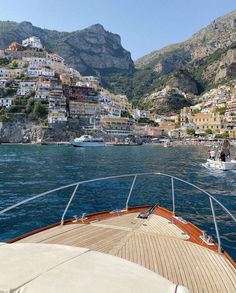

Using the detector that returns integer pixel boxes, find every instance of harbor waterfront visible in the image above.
[0,144,236,260]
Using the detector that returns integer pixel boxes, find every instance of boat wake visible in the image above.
[201,163,228,177]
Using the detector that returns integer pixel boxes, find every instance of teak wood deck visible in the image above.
[13,206,236,293]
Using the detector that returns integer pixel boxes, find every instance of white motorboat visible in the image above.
[71,135,106,147]
[206,158,236,171]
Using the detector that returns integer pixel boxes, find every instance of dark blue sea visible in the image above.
[0,144,235,259]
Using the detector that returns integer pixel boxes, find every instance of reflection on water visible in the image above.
[0,144,235,259]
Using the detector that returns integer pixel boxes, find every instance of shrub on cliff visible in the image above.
[0,114,9,122]
[29,102,48,121]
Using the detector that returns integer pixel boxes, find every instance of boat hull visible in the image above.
[206,159,236,170]
[72,142,106,147]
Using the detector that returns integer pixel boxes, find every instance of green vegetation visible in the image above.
[215,132,229,139]
[187,128,196,136]
[0,88,17,98]
[0,57,10,66]
[8,98,28,113]
[0,114,9,122]
[8,60,18,69]
[120,110,133,119]
[137,117,159,126]
[205,128,213,135]
[217,107,226,115]
[4,88,17,97]
[6,97,49,122]
[101,69,133,98]
[32,102,48,120]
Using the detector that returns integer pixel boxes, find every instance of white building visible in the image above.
[22,36,43,49]
[0,68,8,78]
[23,57,49,67]
[17,81,36,96]
[41,68,54,77]
[35,87,50,101]
[132,109,150,119]
[47,53,64,64]
[0,67,24,79]
[26,67,55,77]
[48,89,67,124]
[0,97,14,108]
[0,79,8,88]
[26,67,42,77]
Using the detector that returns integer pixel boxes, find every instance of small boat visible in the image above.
[71,135,106,147]
[206,158,236,171]
[205,140,236,170]
[161,139,172,147]
[0,172,235,293]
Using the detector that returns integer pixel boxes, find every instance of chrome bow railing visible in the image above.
[0,172,235,253]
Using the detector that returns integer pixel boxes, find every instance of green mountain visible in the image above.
[0,20,134,89]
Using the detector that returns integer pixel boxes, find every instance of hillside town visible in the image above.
[0,36,236,143]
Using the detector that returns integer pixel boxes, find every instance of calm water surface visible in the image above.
[0,144,235,259]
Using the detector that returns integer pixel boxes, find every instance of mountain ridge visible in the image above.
[0,20,134,77]
[135,9,236,70]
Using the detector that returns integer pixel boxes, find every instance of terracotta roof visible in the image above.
[192,113,210,118]
[102,117,129,123]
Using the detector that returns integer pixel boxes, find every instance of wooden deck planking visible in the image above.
[15,224,83,243]
[209,250,236,292]
[139,215,188,239]
[92,213,144,229]
[177,235,211,293]
[15,211,236,293]
[113,232,236,293]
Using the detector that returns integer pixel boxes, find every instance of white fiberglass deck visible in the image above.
[0,243,189,293]
[15,213,236,293]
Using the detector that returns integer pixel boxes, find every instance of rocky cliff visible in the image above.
[135,10,236,72]
[130,10,236,113]
[0,21,134,79]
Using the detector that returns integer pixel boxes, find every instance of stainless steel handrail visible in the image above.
[0,172,235,253]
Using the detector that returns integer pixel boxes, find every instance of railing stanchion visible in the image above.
[61,184,80,225]
[125,175,137,210]
[171,177,175,220]
[209,196,221,253]
[0,172,235,256]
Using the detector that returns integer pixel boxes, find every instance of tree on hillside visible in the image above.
[8,60,18,69]
[33,102,48,120]
[205,128,213,135]
[187,128,195,136]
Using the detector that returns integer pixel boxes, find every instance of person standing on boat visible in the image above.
[220,150,226,162]
[207,149,211,159]
[210,149,216,160]
[222,140,230,161]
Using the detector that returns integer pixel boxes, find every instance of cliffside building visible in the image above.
[102,117,133,136]
[22,36,43,49]
[48,89,67,124]
[180,107,226,135]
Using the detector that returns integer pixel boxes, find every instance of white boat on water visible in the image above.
[0,172,235,293]
[71,135,106,147]
[206,158,236,171]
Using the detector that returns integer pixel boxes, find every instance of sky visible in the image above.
[0,0,236,60]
